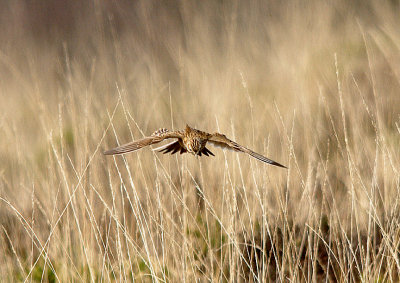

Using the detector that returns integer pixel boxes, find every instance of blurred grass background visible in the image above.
[0,0,399,281]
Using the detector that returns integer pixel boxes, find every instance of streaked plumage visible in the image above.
[104,125,286,168]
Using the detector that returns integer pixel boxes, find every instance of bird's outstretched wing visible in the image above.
[104,128,183,155]
[208,133,287,168]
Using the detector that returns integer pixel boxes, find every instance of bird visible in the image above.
[104,125,287,168]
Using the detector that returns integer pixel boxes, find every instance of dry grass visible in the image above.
[0,0,399,282]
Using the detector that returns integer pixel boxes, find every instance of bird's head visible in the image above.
[185,124,192,133]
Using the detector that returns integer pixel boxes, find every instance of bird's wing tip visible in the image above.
[103,150,113,155]
[270,161,287,168]
[103,149,124,155]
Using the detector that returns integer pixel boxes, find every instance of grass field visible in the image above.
[0,0,399,281]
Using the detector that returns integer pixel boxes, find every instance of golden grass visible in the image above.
[0,0,399,281]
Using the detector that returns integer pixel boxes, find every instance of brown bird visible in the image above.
[104,125,286,168]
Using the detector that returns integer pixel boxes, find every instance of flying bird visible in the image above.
[104,125,287,168]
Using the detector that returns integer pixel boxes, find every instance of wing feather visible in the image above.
[104,129,183,155]
[201,147,215,157]
[208,133,286,168]
[152,141,178,152]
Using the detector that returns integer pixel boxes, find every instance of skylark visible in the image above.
[104,125,287,168]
